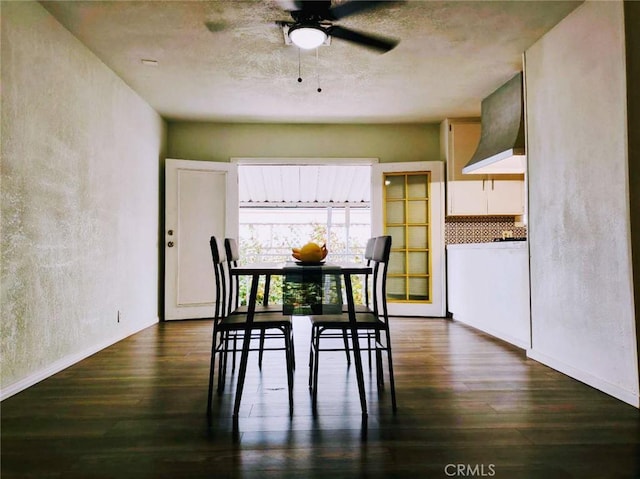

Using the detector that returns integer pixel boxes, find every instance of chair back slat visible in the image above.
[371,235,392,319]
[364,237,376,261]
[372,235,391,263]
[224,238,241,313]
[225,238,240,263]
[209,236,229,320]
[361,237,377,307]
[210,236,226,264]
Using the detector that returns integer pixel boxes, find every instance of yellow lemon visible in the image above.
[299,242,323,262]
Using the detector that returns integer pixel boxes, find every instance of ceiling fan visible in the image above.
[275,0,401,53]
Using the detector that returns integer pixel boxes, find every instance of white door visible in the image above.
[372,161,446,317]
[164,159,238,320]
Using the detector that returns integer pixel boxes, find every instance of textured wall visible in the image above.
[1,2,165,394]
[624,0,640,396]
[526,1,639,406]
[166,122,440,164]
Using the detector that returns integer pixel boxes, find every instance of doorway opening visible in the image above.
[237,163,371,305]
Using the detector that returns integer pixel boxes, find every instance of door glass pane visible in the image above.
[385,175,405,199]
[408,251,428,275]
[407,201,427,224]
[387,226,405,249]
[387,277,406,300]
[407,174,428,198]
[408,277,429,301]
[385,201,405,224]
[408,225,428,249]
[382,170,432,305]
[389,251,406,274]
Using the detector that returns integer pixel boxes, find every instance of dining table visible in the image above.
[229,261,372,418]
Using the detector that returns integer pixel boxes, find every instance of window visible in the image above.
[238,205,370,305]
[235,163,372,305]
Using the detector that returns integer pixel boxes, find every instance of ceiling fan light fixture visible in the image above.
[288,24,327,49]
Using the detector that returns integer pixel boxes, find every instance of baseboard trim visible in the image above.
[0,317,159,401]
[527,349,640,408]
[451,314,530,350]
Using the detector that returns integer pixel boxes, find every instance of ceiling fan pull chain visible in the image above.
[297,47,303,83]
[316,47,322,93]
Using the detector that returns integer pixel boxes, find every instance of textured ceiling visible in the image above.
[41,0,582,123]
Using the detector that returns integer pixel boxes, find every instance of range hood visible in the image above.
[462,72,526,175]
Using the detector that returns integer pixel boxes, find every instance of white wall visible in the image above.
[1,2,166,398]
[525,1,639,406]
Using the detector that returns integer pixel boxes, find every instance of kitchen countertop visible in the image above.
[447,241,527,250]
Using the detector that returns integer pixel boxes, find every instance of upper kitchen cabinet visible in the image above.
[441,119,525,216]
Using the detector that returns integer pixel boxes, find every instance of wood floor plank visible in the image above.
[2,318,639,478]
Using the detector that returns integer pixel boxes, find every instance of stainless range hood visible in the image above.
[462,72,526,175]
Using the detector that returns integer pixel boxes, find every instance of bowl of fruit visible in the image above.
[291,242,328,265]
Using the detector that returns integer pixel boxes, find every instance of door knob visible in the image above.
[168,241,174,247]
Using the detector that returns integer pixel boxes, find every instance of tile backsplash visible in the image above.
[445,216,527,244]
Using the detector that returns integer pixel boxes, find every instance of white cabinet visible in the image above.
[441,119,525,216]
[447,242,531,349]
[486,177,525,215]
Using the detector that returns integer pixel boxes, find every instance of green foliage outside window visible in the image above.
[238,219,366,307]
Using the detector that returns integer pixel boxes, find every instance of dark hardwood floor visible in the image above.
[2,318,639,478]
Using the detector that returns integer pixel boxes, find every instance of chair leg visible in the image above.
[217,333,227,394]
[289,322,296,370]
[207,332,218,414]
[308,327,315,387]
[284,326,294,416]
[233,320,255,418]
[231,333,237,371]
[290,330,296,370]
[385,329,397,412]
[342,331,351,364]
[312,328,321,409]
[375,330,384,388]
[258,330,266,369]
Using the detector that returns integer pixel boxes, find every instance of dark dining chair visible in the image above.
[342,236,376,315]
[224,238,282,316]
[308,235,397,411]
[306,236,376,370]
[207,236,294,417]
[224,238,289,370]
[339,236,377,366]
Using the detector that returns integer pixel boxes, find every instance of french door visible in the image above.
[371,161,446,317]
[164,159,238,320]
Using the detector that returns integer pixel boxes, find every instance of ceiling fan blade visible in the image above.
[328,1,402,20]
[328,25,399,53]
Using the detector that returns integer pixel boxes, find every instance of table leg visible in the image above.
[343,273,368,416]
[233,274,259,418]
